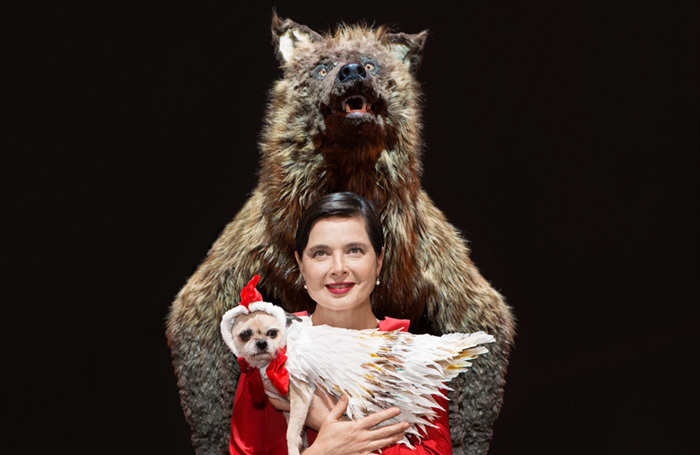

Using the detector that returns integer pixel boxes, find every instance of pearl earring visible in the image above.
[376,278,381,286]
[303,281,307,290]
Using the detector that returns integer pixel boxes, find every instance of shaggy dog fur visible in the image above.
[167,13,515,455]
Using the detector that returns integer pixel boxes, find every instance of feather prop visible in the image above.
[285,317,495,446]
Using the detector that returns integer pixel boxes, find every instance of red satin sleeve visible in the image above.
[229,371,288,455]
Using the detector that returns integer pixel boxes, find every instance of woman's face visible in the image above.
[296,216,384,315]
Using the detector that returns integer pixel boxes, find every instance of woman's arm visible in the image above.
[269,387,452,454]
[230,372,288,454]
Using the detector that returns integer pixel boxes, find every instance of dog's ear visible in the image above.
[386,30,429,74]
[285,312,302,328]
[271,10,323,65]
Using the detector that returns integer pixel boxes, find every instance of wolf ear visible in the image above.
[271,11,323,65]
[387,31,429,74]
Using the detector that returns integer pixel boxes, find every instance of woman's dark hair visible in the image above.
[295,192,384,257]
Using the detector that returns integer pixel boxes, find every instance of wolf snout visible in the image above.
[338,63,368,83]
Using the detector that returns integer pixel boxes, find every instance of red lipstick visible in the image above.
[325,282,355,295]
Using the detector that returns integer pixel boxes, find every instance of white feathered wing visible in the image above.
[285,318,495,446]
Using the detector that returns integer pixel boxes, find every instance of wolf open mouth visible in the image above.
[341,95,371,116]
[321,87,387,128]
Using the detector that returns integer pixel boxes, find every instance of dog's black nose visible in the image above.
[338,63,368,83]
[255,340,267,350]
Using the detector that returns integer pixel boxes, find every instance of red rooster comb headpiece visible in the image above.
[239,275,263,309]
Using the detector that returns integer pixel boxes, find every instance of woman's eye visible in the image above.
[267,329,278,338]
[312,250,327,257]
[349,247,363,254]
[239,330,252,342]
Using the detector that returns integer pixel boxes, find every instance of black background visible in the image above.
[5,1,698,453]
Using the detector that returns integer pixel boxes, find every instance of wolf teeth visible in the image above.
[343,96,369,112]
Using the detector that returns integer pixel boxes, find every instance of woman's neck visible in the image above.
[311,304,378,330]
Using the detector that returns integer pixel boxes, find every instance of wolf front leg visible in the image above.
[448,334,512,455]
[286,381,316,455]
[167,301,239,454]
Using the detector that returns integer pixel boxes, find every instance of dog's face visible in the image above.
[230,311,286,368]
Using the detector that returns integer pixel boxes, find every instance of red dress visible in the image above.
[229,316,452,455]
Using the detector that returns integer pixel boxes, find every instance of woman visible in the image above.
[230,192,451,455]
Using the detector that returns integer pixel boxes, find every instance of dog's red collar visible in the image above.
[237,347,289,403]
[265,347,289,396]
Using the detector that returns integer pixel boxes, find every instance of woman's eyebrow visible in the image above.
[346,242,368,248]
[306,244,330,252]
[307,242,368,251]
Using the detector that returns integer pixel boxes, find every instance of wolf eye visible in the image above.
[315,65,330,79]
[267,329,279,338]
[239,330,252,342]
[362,59,378,73]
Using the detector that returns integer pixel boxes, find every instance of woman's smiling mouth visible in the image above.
[325,282,355,294]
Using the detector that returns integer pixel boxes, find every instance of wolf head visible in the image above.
[267,13,428,167]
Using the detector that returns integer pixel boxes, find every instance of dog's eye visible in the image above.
[267,329,278,339]
[364,62,375,72]
[239,330,252,342]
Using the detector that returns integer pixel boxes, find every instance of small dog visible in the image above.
[221,277,495,455]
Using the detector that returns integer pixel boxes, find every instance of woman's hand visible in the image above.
[303,395,409,455]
